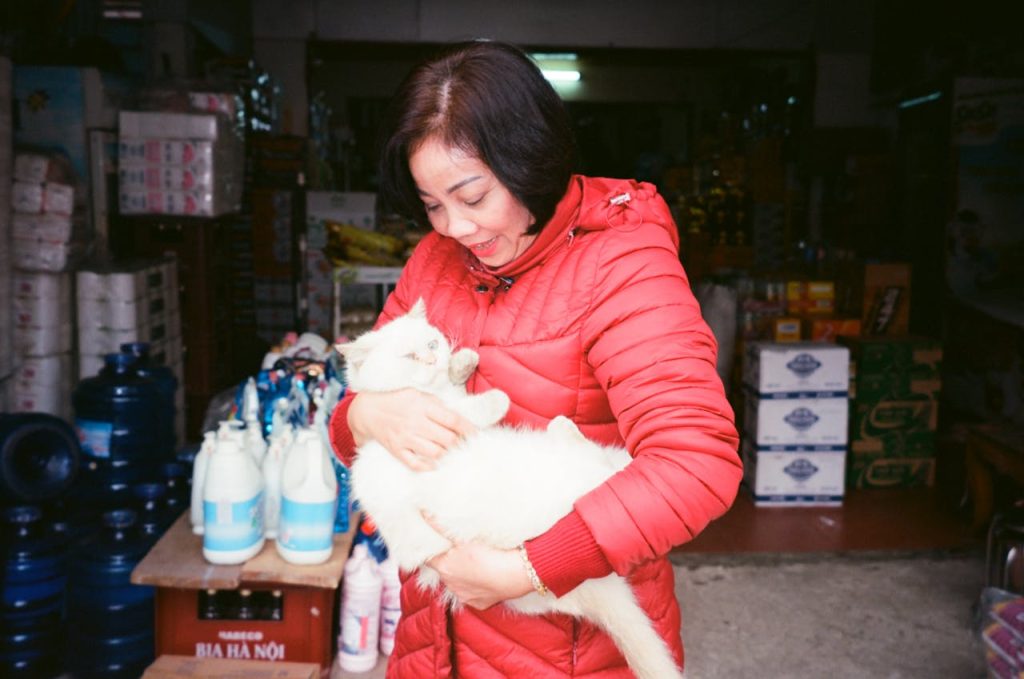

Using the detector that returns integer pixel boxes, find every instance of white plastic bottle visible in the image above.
[378,556,401,656]
[190,431,216,535]
[261,425,291,540]
[202,437,265,564]
[242,378,267,467]
[337,543,383,673]
[276,428,338,564]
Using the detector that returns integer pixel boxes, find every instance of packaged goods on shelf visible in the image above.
[75,259,183,380]
[117,111,244,217]
[10,353,73,420]
[12,272,74,358]
[743,392,849,450]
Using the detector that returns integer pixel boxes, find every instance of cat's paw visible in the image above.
[548,415,586,442]
[478,389,510,425]
[449,349,479,385]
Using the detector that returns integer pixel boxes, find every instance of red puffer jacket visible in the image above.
[329,175,741,678]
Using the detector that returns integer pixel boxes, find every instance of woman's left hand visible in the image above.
[423,513,534,609]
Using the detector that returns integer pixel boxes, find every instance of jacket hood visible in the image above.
[464,175,680,286]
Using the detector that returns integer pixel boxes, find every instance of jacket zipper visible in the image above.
[571,618,578,672]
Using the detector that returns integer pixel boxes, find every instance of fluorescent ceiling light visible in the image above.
[542,69,581,83]
[531,52,578,62]
[898,91,942,109]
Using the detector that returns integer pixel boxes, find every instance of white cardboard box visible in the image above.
[742,441,846,506]
[744,392,849,450]
[744,342,850,395]
[306,190,377,234]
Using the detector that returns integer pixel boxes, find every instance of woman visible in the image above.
[328,39,741,678]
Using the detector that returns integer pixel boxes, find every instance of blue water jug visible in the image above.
[66,509,154,679]
[131,482,173,543]
[72,353,162,465]
[0,505,68,678]
[158,461,189,523]
[0,413,81,506]
[121,342,178,458]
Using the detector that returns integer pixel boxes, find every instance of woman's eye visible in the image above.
[465,196,483,207]
[424,204,441,213]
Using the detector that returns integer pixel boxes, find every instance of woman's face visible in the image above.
[408,136,535,268]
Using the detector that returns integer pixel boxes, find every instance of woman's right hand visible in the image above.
[347,389,476,471]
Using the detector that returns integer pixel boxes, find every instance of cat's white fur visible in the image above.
[336,299,684,679]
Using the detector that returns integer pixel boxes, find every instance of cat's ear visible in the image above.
[334,336,372,371]
[408,298,427,319]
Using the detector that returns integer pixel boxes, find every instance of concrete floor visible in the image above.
[333,549,989,678]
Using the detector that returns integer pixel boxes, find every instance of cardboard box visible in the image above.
[772,318,802,342]
[806,317,861,342]
[744,392,849,450]
[840,335,941,377]
[786,280,835,315]
[850,396,938,436]
[306,191,376,232]
[142,655,319,679]
[847,452,935,489]
[861,263,911,335]
[744,342,850,395]
[742,441,845,506]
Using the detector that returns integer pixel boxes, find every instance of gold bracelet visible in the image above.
[516,544,550,597]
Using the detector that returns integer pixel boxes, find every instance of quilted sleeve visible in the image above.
[576,222,742,573]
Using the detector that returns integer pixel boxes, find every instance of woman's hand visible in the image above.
[423,513,534,609]
[348,389,476,471]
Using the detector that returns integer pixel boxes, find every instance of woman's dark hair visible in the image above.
[378,40,577,234]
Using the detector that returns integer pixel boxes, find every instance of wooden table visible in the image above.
[965,423,1024,532]
[132,511,358,673]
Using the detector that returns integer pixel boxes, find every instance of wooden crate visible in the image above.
[132,513,357,676]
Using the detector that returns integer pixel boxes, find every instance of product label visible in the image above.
[278,497,337,551]
[203,492,264,551]
[74,419,113,458]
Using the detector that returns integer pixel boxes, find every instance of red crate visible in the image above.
[132,514,356,679]
[154,586,335,672]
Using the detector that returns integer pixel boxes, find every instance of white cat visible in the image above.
[336,299,684,679]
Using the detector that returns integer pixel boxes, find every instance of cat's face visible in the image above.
[337,300,453,393]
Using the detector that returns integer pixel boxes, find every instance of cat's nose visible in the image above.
[418,352,436,365]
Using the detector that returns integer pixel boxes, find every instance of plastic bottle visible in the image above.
[261,426,291,541]
[337,543,383,673]
[378,556,401,656]
[241,378,267,468]
[276,429,337,565]
[65,510,155,679]
[201,438,265,565]
[0,413,80,506]
[120,341,178,458]
[72,352,161,465]
[0,505,68,677]
[189,432,216,535]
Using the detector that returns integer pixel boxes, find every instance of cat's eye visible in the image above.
[427,340,438,351]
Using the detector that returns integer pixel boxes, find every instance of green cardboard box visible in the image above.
[840,335,942,377]
[847,453,935,488]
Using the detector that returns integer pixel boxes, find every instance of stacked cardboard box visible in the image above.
[742,342,850,506]
[841,336,942,488]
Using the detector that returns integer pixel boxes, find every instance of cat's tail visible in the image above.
[569,575,685,679]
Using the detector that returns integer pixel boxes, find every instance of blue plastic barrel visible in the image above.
[158,461,189,522]
[66,509,154,679]
[0,506,68,677]
[121,342,178,458]
[72,353,162,465]
[0,414,80,506]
